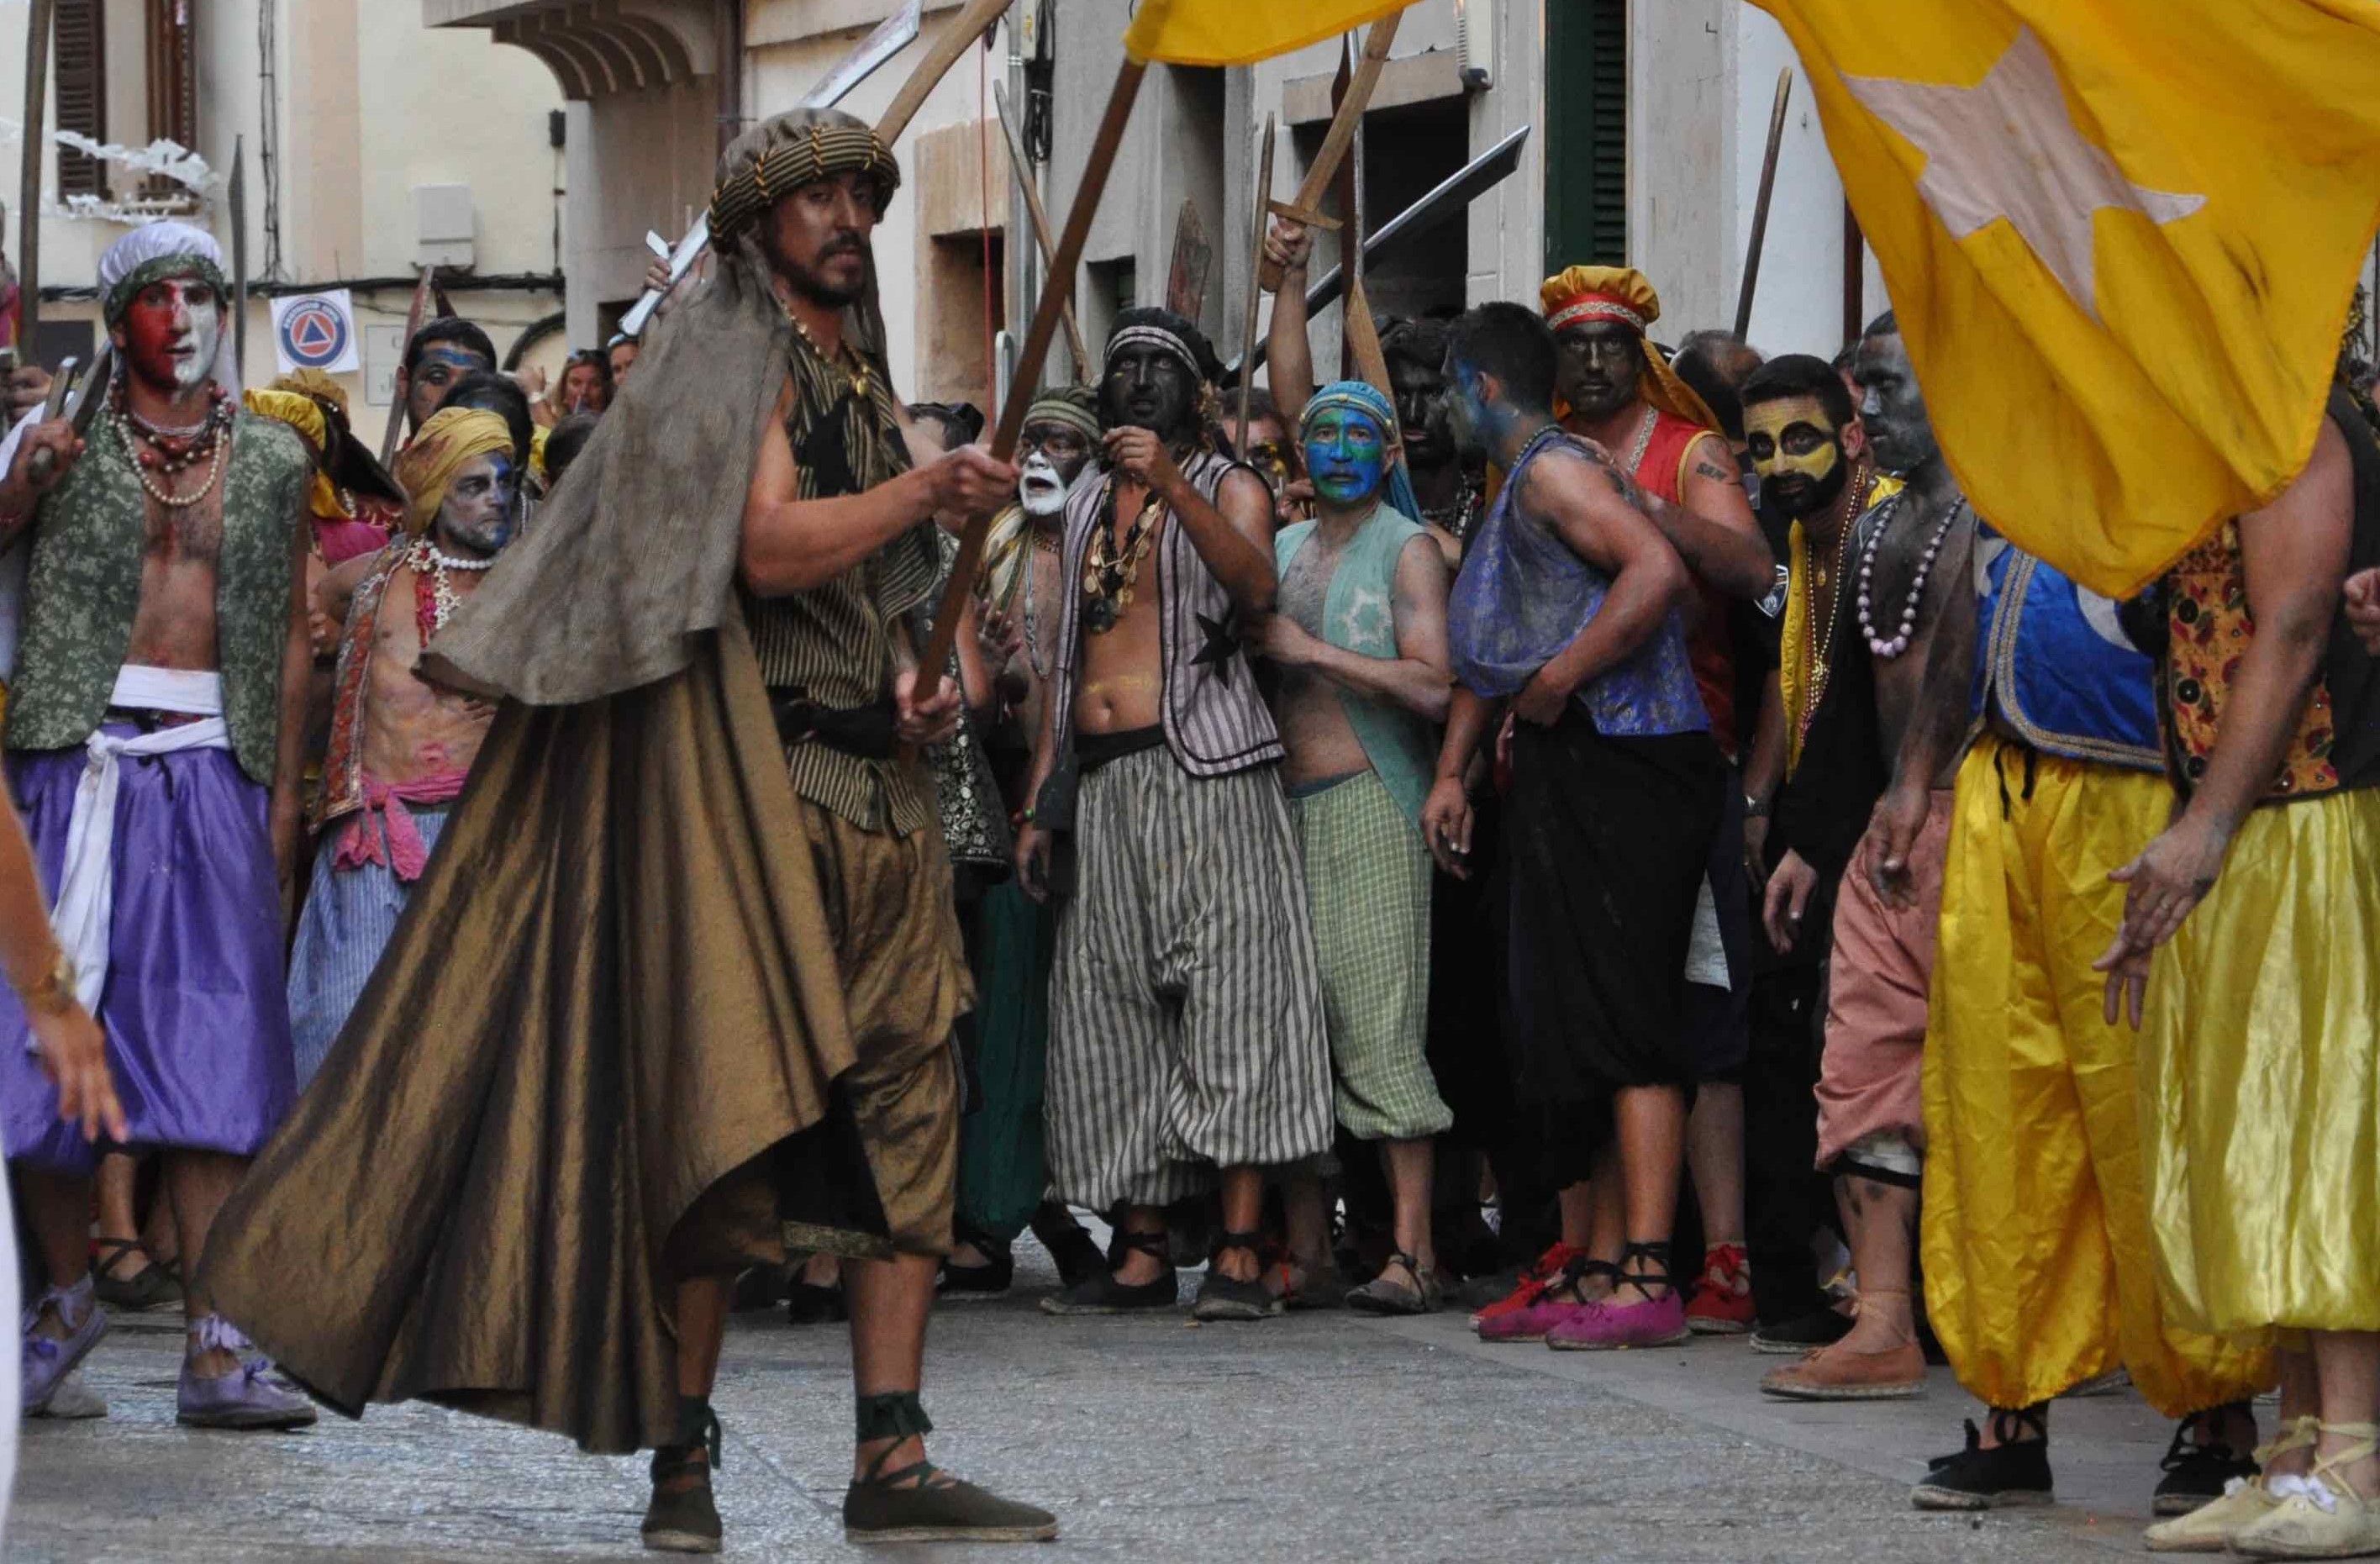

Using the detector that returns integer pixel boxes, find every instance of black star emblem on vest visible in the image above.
[1192,611,1238,685]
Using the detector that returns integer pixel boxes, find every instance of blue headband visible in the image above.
[1299,379,1421,522]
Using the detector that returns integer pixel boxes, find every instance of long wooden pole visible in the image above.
[879,0,1009,145]
[1234,114,1277,450]
[18,0,55,360]
[379,266,437,463]
[993,81,1087,381]
[916,58,1147,678]
[1733,68,1793,340]
[1256,6,1403,292]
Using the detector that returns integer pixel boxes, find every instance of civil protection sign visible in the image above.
[271,291,362,375]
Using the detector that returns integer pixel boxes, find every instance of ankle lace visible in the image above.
[1989,1403,2049,1447]
[23,1275,96,1337]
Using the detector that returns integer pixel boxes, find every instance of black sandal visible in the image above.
[1345,1250,1442,1316]
[1039,1227,1177,1316]
[842,1391,1058,1545]
[1913,1403,2055,1511]
[1192,1229,1283,1322]
[640,1397,723,1554]
[91,1236,180,1313]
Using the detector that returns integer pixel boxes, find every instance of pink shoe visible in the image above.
[1545,1288,1689,1351]
[1475,1257,1614,1342]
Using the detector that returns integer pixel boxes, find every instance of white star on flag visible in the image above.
[1844,27,2205,321]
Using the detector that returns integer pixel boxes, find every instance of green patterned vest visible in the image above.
[3,409,308,782]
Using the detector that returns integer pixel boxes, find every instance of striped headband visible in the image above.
[1023,394,1101,445]
[1545,293,1648,335]
[1107,324,1203,382]
[708,123,903,247]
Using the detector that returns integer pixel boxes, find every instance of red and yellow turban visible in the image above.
[1539,264,1722,434]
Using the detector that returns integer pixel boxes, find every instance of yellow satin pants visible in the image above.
[1920,738,2269,1415]
[2142,787,2380,1341]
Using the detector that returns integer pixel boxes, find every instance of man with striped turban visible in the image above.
[1254,379,1453,1314]
[1016,308,1333,1324]
[197,108,1054,1553]
[283,406,519,1088]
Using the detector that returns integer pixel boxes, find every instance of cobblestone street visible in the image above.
[13,1242,2189,1562]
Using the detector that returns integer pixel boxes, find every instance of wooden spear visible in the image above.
[914,59,1148,678]
[993,80,1087,381]
[1234,114,1277,450]
[18,0,55,361]
[1733,68,1793,340]
[1256,6,1404,293]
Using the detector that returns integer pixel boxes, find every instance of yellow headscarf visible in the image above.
[393,408,515,537]
[271,367,350,419]
[242,387,347,521]
[1538,264,1723,434]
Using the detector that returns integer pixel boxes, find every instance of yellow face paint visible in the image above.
[1745,395,1841,485]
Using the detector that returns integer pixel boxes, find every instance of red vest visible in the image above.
[1630,410,1737,759]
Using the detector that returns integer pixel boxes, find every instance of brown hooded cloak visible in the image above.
[199,109,906,1456]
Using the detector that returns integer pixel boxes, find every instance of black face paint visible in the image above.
[1852,333,1940,475]
[1553,320,1644,421]
[1100,345,1197,445]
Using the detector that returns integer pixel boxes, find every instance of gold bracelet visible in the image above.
[18,948,76,1018]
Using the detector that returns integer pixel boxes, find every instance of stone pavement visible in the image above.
[13,1241,2196,1563]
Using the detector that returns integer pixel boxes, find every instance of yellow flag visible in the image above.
[1124,0,1405,67]
[1754,0,2380,596]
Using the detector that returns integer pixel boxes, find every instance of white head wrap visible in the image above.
[96,221,240,392]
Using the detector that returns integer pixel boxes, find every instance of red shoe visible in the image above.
[1468,1241,1589,1332]
[1682,1242,1754,1335]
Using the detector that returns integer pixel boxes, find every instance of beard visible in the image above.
[1761,451,1850,521]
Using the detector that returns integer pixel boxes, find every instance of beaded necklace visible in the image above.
[782,303,872,401]
[404,535,498,642]
[111,381,233,511]
[1081,479,1166,635]
[1856,493,1967,659]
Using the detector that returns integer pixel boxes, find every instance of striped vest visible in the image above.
[1049,448,1282,777]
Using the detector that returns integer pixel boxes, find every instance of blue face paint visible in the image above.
[1301,408,1388,507]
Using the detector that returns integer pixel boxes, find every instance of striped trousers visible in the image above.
[287,809,450,1091]
[1045,749,1334,1210]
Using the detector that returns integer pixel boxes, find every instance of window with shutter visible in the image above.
[1544,0,1628,271]
[55,0,108,201]
[145,0,197,200]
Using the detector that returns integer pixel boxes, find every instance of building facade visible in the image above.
[4,0,565,428]
[425,0,1888,414]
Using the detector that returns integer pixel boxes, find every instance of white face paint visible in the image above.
[1019,450,1069,518]
[176,299,222,392]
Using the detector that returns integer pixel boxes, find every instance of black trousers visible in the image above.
[1743,956,1835,1325]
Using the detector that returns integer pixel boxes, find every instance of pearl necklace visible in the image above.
[405,537,497,637]
[113,409,229,510]
[1856,492,1966,660]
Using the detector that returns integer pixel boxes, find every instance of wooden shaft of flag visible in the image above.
[1256,6,1403,293]
[993,81,1088,381]
[915,58,1148,682]
[1734,68,1793,340]
[380,266,438,464]
[1234,114,1278,450]
[879,0,1009,145]
[18,0,55,359]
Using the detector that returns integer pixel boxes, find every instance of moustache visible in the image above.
[819,234,866,261]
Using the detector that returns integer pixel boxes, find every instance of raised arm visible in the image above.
[740,377,1015,596]
[1263,219,1318,421]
